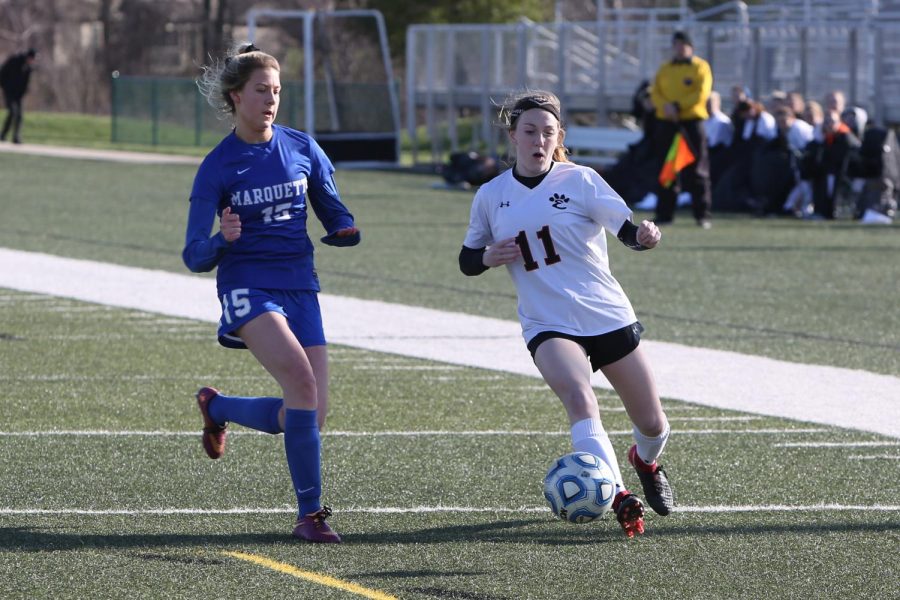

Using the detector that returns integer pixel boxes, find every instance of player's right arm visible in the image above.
[483,238,521,267]
[459,237,521,276]
[182,198,235,273]
[459,186,520,275]
[183,153,238,273]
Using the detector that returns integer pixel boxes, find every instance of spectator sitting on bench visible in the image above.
[601,80,659,206]
[712,99,777,212]
[752,105,814,216]
[704,91,733,189]
[799,108,861,220]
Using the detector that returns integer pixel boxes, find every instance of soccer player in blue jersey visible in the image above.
[182,43,359,543]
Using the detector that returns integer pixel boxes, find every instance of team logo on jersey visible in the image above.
[229,177,308,207]
[549,193,570,209]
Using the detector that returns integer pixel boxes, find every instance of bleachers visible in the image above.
[407,1,900,166]
[564,127,643,167]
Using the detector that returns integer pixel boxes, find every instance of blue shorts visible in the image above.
[216,288,325,350]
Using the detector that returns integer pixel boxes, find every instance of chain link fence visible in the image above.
[110,75,398,154]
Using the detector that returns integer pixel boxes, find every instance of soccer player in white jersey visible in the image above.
[459,91,675,538]
[183,44,360,543]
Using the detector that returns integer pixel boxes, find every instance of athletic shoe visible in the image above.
[292,506,342,543]
[628,444,676,516]
[196,386,227,459]
[612,491,645,538]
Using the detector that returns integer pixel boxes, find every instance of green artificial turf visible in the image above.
[1,153,897,374]
[0,291,898,599]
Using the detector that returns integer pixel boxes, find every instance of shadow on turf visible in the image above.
[403,586,510,600]
[2,516,899,551]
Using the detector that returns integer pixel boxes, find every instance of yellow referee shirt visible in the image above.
[650,56,712,121]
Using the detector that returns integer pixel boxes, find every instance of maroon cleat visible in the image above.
[292,506,342,543]
[196,387,227,459]
[613,491,645,538]
[628,444,676,516]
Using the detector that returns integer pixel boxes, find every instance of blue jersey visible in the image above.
[182,125,355,293]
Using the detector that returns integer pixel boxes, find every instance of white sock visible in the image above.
[632,420,670,465]
[571,417,624,490]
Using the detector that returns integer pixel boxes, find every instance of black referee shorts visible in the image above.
[527,322,644,372]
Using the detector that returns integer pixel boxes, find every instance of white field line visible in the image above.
[773,441,900,448]
[2,504,899,516]
[352,365,466,371]
[668,416,762,421]
[848,455,900,460]
[1,250,899,438]
[0,428,831,437]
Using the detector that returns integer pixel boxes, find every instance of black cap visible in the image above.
[672,31,693,47]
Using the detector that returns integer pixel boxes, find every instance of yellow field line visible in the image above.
[222,550,398,600]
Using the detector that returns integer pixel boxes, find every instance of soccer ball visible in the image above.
[543,452,616,523]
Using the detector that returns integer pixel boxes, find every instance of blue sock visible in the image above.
[283,408,322,517]
[208,393,283,434]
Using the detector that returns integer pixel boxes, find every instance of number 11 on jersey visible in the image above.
[515,225,561,271]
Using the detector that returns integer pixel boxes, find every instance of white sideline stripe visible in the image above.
[668,504,900,513]
[0,428,831,437]
[0,141,202,165]
[1,504,899,516]
[0,248,898,438]
[773,441,900,448]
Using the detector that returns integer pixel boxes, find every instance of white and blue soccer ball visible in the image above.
[543,452,616,523]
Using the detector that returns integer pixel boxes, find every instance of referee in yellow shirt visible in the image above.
[650,31,713,228]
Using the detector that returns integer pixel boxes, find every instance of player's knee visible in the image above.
[279,366,318,406]
[559,388,598,420]
[635,414,668,438]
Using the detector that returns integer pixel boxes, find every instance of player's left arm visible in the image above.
[308,174,360,247]
[305,137,360,247]
[617,220,661,251]
[581,169,657,252]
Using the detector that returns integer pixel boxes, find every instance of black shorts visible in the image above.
[527,322,644,372]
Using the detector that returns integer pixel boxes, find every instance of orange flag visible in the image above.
[658,132,696,188]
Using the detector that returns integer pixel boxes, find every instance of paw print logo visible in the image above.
[549,193,570,209]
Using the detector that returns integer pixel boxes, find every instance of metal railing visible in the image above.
[406,16,900,164]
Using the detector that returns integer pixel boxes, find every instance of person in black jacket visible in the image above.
[600,80,659,206]
[800,109,861,219]
[0,48,37,144]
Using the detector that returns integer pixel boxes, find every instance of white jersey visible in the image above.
[463,162,637,343]
[786,119,815,153]
[705,111,734,148]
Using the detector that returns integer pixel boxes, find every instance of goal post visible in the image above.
[246,8,401,166]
